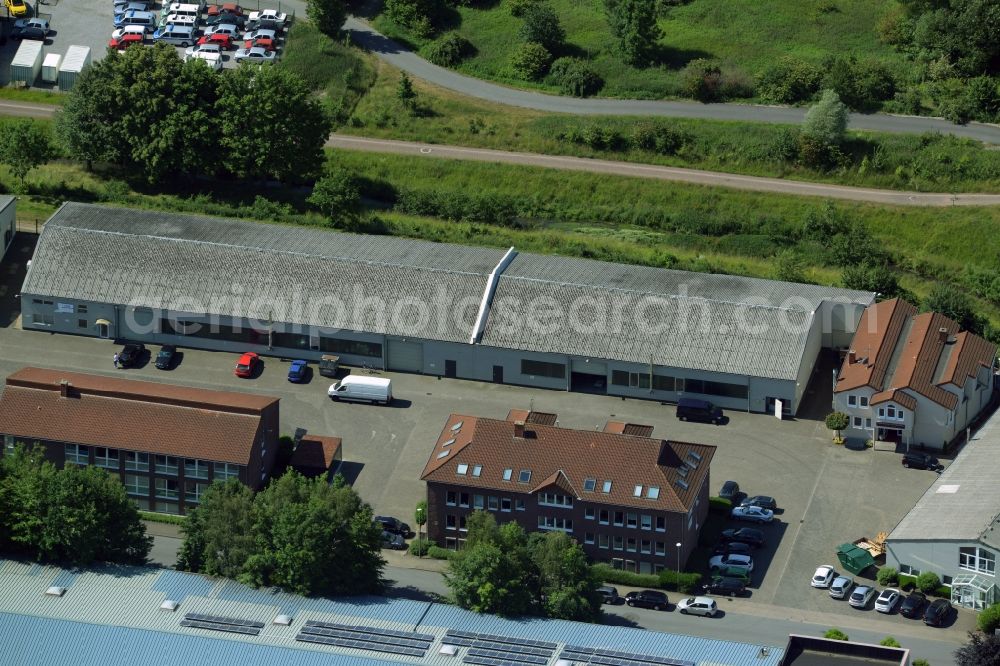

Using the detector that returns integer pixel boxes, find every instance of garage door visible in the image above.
[571,359,607,376]
[387,339,423,373]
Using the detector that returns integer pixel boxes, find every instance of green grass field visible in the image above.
[373,0,906,99]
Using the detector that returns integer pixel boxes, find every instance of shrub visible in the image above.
[548,57,604,97]
[824,628,849,641]
[977,602,1000,634]
[509,42,553,81]
[719,66,755,99]
[384,0,443,36]
[682,59,723,102]
[942,76,1000,125]
[756,56,823,104]
[518,3,565,52]
[505,0,538,17]
[425,33,474,67]
[911,661,929,666]
[879,637,901,648]
[708,496,731,513]
[408,537,432,556]
[592,563,661,588]
[822,56,896,111]
[578,124,625,150]
[629,122,691,155]
[876,5,911,46]
[427,545,453,559]
[916,571,941,594]
[657,569,701,593]
[799,132,844,170]
[876,566,899,587]
[802,90,849,146]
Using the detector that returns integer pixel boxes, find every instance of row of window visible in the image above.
[610,372,748,399]
[63,445,240,480]
[538,492,573,508]
[587,533,672,556]
[960,546,996,575]
[443,496,669,532]
[446,491,523,512]
[521,360,565,379]
[846,394,869,408]
[589,508,667,531]
[123,476,208,503]
[159,318,384,358]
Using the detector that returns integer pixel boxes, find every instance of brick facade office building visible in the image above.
[420,410,715,574]
[0,368,280,515]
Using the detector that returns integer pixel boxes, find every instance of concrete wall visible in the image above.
[793,313,825,413]
[818,300,869,350]
[0,197,14,260]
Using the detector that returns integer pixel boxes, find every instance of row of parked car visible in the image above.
[811,565,952,626]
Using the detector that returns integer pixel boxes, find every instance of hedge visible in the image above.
[138,511,185,526]
[592,564,700,593]
[899,573,951,598]
[427,545,453,560]
[709,497,732,513]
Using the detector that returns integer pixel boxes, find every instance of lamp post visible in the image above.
[675,542,682,578]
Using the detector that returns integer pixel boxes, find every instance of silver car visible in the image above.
[676,596,719,617]
[829,576,854,599]
[234,46,277,63]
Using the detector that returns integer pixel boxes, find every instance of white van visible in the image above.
[327,375,392,405]
[153,24,196,46]
[160,2,201,18]
[158,14,198,29]
[186,50,222,70]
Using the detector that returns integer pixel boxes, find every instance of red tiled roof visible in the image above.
[870,389,917,411]
[290,435,342,471]
[836,299,916,393]
[604,420,655,438]
[0,368,273,464]
[421,414,715,513]
[505,409,558,426]
[940,331,996,388]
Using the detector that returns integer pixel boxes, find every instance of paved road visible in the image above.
[0,100,57,120]
[343,17,1000,144]
[330,135,1000,206]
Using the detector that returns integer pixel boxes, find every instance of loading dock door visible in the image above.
[387,339,423,373]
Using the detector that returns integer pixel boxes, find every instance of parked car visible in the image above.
[234,351,259,378]
[155,345,176,370]
[597,586,619,604]
[719,528,765,548]
[207,2,242,16]
[676,596,718,617]
[247,8,287,24]
[14,18,49,40]
[234,46,277,63]
[185,42,222,58]
[676,397,724,424]
[5,0,29,18]
[718,480,741,502]
[109,28,145,49]
[197,32,235,49]
[244,35,276,51]
[829,576,854,599]
[380,531,406,550]
[118,343,145,368]
[740,495,777,511]
[375,515,410,537]
[204,23,239,37]
[875,588,901,613]
[245,16,283,31]
[899,591,927,618]
[287,360,308,383]
[711,541,752,557]
[848,585,876,609]
[902,451,941,470]
[923,598,951,626]
[811,565,836,588]
[713,567,751,584]
[205,11,246,27]
[624,590,668,610]
[706,576,746,597]
[731,505,774,523]
[114,1,149,16]
[242,27,276,42]
[709,554,753,573]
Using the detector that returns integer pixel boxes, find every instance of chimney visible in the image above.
[59,380,70,398]
[938,327,948,343]
[847,350,856,364]
[513,420,525,439]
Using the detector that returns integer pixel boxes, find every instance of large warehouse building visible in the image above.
[19,203,874,414]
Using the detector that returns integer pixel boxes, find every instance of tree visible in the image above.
[876,566,899,586]
[603,0,661,66]
[825,412,849,440]
[384,0,443,37]
[880,637,901,648]
[217,64,330,183]
[0,120,55,189]
[955,632,1000,666]
[308,167,362,224]
[916,571,941,594]
[446,522,536,615]
[924,283,980,333]
[824,628,849,641]
[977,602,1000,634]
[529,532,602,621]
[841,262,902,299]
[176,479,256,578]
[414,500,427,542]
[397,73,418,111]
[306,0,348,38]
[509,42,553,81]
[774,250,808,283]
[518,3,565,52]
[802,89,849,146]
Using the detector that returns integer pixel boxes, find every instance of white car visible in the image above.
[204,23,239,37]
[185,42,222,58]
[111,25,146,41]
[829,576,854,599]
[811,565,836,588]
[14,17,49,31]
[874,588,901,613]
[849,585,876,608]
[234,46,276,63]
[676,596,718,617]
[709,553,753,573]
[247,8,287,24]
[730,505,774,523]
[242,27,276,42]
[187,51,223,71]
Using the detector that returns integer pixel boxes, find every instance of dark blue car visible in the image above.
[287,360,308,383]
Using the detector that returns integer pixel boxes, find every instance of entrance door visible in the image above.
[445,360,457,378]
[96,320,110,339]
[493,365,503,384]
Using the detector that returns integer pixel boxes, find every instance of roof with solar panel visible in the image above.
[0,559,784,666]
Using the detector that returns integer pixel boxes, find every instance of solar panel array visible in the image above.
[443,630,557,666]
[180,613,265,637]
[295,620,434,659]
[560,645,696,666]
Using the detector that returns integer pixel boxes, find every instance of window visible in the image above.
[474,494,484,510]
[459,492,470,507]
[3,435,14,456]
[585,532,595,545]
[518,469,531,483]
[613,511,624,527]
[641,539,651,554]
[538,492,573,508]
[184,459,208,480]
[155,455,178,476]
[459,516,468,532]
[520,359,565,379]
[472,465,482,478]
[155,478,179,500]
[848,395,857,406]
[611,370,650,389]
[599,509,609,525]
[125,452,149,472]
[655,541,666,556]
[853,416,862,427]
[583,478,596,492]
[633,485,643,497]
[647,486,660,500]
[865,418,872,429]
[652,374,676,392]
[446,515,457,531]
[501,498,512,512]
[185,482,208,503]
[31,313,54,326]
[78,319,88,328]
[488,496,499,511]
[602,480,612,493]
[655,516,665,532]
[887,406,896,418]
[502,468,513,482]
[585,508,596,520]
[860,396,869,407]
[878,407,885,418]
[537,515,573,532]
[515,499,525,511]
[899,563,919,575]
[456,463,469,476]
[94,447,118,469]
[960,547,996,574]
[446,491,457,506]
[123,474,149,496]
[65,444,89,466]
[599,534,610,550]
[626,513,638,529]
[215,463,240,481]
[626,537,637,552]
[613,536,624,551]
[942,575,953,586]
[641,515,652,530]
[155,501,180,515]
[318,337,382,358]
[701,381,749,399]
[77,305,88,314]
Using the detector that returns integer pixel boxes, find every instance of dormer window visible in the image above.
[518,469,531,483]
[583,478,596,492]
[602,480,612,493]
[457,463,468,476]
[633,485,643,497]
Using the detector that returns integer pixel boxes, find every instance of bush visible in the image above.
[821,56,896,111]
[709,496,731,513]
[629,122,691,155]
[916,571,941,594]
[911,661,929,666]
[658,569,701,593]
[394,188,519,226]
[977,602,1000,634]
[427,545,453,559]
[879,637,901,648]
[505,0,538,17]
[425,33,474,67]
[548,57,604,97]
[824,628,849,641]
[408,538,431,556]
[756,56,822,104]
[942,76,1000,125]
[876,566,899,587]
[509,42,553,81]
[682,59,723,102]
[802,90,849,146]
[518,3,564,52]
[592,563,661,588]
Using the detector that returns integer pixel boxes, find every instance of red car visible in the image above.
[197,33,235,50]
[207,2,242,16]
[108,29,145,50]
[244,36,276,51]
[234,352,259,378]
